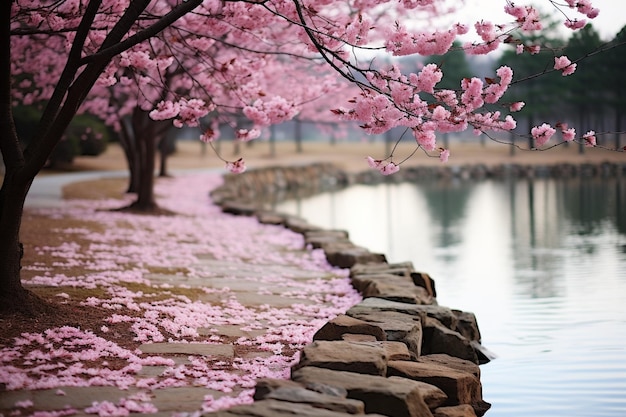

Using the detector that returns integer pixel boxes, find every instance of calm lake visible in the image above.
[275,176,626,416]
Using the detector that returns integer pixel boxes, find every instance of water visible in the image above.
[275,177,626,416]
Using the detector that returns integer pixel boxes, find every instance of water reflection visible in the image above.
[275,176,626,416]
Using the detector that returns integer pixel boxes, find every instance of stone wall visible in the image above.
[208,164,497,417]
[354,161,626,185]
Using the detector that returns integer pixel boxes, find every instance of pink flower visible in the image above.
[583,130,596,147]
[439,148,450,163]
[379,162,400,175]
[562,127,576,142]
[413,129,437,151]
[235,128,261,142]
[510,101,525,112]
[554,56,577,76]
[200,128,218,143]
[15,399,34,408]
[365,156,382,169]
[416,63,442,94]
[531,123,556,147]
[565,19,587,30]
[226,158,246,174]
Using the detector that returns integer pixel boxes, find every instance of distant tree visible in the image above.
[496,22,567,149]
[603,26,626,149]
[562,25,605,151]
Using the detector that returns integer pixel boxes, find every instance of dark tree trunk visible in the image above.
[119,116,140,193]
[158,133,176,177]
[0,168,36,314]
[117,108,172,211]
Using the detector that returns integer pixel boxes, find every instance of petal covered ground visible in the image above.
[0,172,361,416]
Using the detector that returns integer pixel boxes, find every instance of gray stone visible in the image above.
[350,273,411,293]
[411,272,437,298]
[350,262,416,277]
[433,405,478,417]
[470,340,498,365]
[292,366,437,417]
[357,275,434,305]
[313,314,386,341]
[284,217,323,234]
[253,378,304,400]
[387,361,490,416]
[256,211,288,225]
[416,354,481,380]
[209,399,377,416]
[347,298,458,330]
[324,247,387,269]
[452,310,481,342]
[152,387,225,411]
[422,318,478,364]
[347,310,423,358]
[264,387,365,414]
[305,231,351,249]
[293,341,388,376]
[341,333,378,342]
[363,341,412,361]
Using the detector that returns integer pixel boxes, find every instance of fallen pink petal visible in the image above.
[1,172,361,415]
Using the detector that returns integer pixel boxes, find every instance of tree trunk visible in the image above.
[133,132,158,210]
[0,168,36,314]
[119,116,140,193]
[117,108,174,212]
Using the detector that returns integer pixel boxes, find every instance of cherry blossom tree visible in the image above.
[1,0,614,314]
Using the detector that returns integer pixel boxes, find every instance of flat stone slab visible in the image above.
[234,291,317,307]
[139,342,235,357]
[199,324,267,339]
[151,386,228,411]
[211,399,386,416]
[0,386,139,411]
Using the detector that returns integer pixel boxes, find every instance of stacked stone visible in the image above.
[209,164,495,417]
[211,163,348,209]
[354,161,626,184]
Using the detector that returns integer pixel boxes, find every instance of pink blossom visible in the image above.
[243,97,297,127]
[562,127,576,142]
[379,162,400,175]
[461,77,484,111]
[15,399,34,408]
[416,64,442,94]
[484,66,513,104]
[516,44,524,54]
[413,129,437,151]
[226,158,247,174]
[583,130,597,147]
[365,156,382,169]
[565,19,587,30]
[235,128,261,142]
[439,148,450,163]
[554,56,576,76]
[510,101,525,112]
[531,123,556,147]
